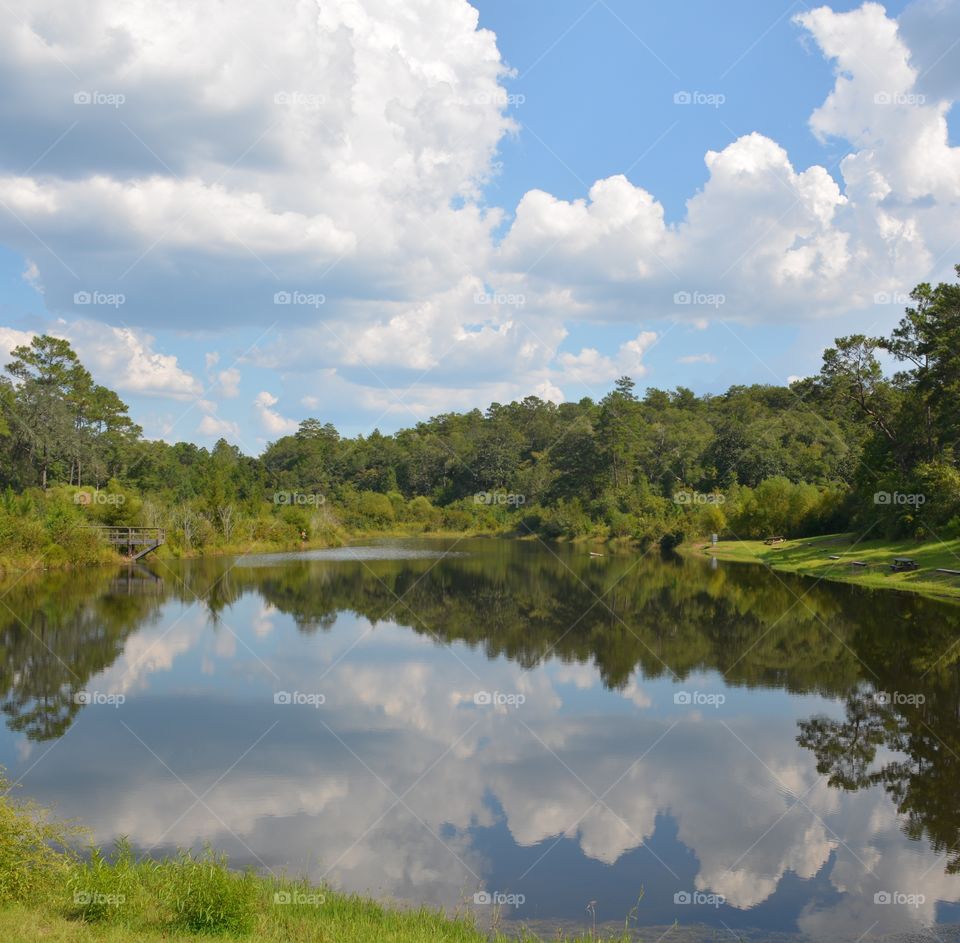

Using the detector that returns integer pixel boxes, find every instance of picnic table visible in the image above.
[890,557,918,572]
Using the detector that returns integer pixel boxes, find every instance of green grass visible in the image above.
[689,532,960,600]
[0,773,642,942]
[0,878,644,943]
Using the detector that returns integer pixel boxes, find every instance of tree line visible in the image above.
[1,267,958,556]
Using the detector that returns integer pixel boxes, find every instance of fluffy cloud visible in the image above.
[197,414,242,440]
[491,0,958,335]
[800,2,960,203]
[1,0,959,433]
[556,330,658,385]
[216,368,241,399]
[499,132,859,322]
[0,326,36,360]
[254,390,298,435]
[63,321,203,399]
[0,0,512,326]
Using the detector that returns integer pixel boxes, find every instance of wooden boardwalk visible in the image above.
[94,526,165,561]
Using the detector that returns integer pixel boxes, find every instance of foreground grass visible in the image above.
[0,781,638,943]
[691,532,960,600]
[0,895,533,943]
[0,876,639,943]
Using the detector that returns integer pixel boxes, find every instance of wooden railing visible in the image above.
[90,526,165,560]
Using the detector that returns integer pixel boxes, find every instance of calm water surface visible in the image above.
[3,538,960,941]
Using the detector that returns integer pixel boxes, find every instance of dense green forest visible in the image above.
[1,267,959,563]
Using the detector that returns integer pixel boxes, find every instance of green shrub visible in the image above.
[0,771,79,905]
[407,495,440,528]
[357,491,396,525]
[160,848,258,934]
[440,508,473,530]
[67,840,140,922]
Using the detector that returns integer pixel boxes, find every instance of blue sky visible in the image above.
[476,0,894,215]
[0,0,957,449]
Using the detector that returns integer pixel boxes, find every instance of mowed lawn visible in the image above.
[693,533,960,600]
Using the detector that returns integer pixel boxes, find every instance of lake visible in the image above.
[2,537,959,941]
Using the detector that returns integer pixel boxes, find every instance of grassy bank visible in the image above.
[0,778,639,943]
[689,533,960,600]
[0,521,511,575]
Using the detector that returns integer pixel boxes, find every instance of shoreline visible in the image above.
[8,527,960,604]
[0,526,510,576]
[683,533,960,602]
